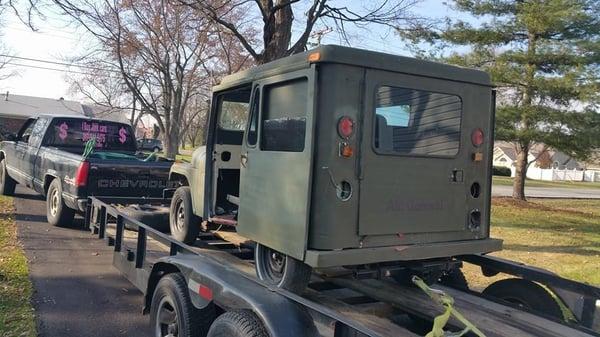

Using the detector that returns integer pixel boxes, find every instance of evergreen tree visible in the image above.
[405,0,600,200]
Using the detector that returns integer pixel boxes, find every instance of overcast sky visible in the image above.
[0,0,455,101]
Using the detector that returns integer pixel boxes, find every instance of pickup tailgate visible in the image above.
[86,160,175,197]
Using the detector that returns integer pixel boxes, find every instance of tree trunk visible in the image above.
[512,145,529,200]
[165,130,179,159]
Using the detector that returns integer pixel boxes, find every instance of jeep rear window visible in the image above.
[43,118,136,152]
[374,86,462,157]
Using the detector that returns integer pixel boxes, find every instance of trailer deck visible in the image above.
[86,196,600,337]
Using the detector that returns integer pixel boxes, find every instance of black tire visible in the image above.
[207,310,268,337]
[150,273,215,337]
[0,158,16,196]
[46,179,75,227]
[482,278,563,319]
[170,187,201,244]
[255,243,312,294]
[121,205,170,232]
[153,146,161,152]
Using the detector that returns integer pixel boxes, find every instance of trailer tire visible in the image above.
[170,187,201,245]
[121,205,170,233]
[207,310,268,337]
[150,273,215,337]
[482,278,563,319]
[0,158,16,196]
[255,243,311,294]
[46,179,75,227]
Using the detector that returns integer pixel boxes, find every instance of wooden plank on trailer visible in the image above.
[328,277,594,337]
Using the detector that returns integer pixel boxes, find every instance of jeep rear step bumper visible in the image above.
[304,238,503,268]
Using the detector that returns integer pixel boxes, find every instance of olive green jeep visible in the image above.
[168,45,502,292]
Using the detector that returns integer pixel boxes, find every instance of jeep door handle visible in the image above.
[241,153,248,167]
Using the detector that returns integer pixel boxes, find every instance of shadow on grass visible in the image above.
[503,243,600,257]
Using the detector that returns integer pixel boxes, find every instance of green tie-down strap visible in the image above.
[82,137,96,159]
[411,276,487,337]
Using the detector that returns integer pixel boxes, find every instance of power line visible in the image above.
[3,61,116,77]
[0,54,120,73]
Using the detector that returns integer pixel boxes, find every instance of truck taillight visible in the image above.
[471,128,484,147]
[75,161,90,187]
[337,116,355,139]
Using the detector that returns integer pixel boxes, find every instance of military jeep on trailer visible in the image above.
[168,45,502,292]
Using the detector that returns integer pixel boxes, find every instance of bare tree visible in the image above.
[47,0,253,157]
[183,0,421,64]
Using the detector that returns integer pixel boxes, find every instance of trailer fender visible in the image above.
[146,255,319,337]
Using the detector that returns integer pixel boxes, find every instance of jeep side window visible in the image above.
[218,88,251,131]
[374,86,462,157]
[260,78,307,152]
[246,87,260,146]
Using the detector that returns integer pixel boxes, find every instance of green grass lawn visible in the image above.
[492,175,600,189]
[464,198,600,288]
[0,196,36,336]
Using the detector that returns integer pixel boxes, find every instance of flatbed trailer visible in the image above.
[86,196,600,337]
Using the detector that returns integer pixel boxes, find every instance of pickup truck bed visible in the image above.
[87,196,600,337]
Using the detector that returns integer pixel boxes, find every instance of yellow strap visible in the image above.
[412,276,487,337]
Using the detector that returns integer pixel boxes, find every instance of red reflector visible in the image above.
[337,116,354,138]
[198,285,213,300]
[471,128,484,147]
[75,161,90,187]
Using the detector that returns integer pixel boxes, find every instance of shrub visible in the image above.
[493,166,511,177]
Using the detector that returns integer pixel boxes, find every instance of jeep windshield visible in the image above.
[43,118,137,153]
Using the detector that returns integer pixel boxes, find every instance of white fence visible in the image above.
[511,167,600,182]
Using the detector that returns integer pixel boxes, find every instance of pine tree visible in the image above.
[405,0,600,200]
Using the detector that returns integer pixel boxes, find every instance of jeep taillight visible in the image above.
[75,161,90,187]
[471,128,484,147]
[337,116,354,139]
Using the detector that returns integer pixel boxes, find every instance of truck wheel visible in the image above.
[207,310,268,337]
[255,243,311,294]
[150,273,215,337]
[170,187,200,245]
[0,158,16,196]
[46,179,75,227]
[121,205,170,233]
[482,278,563,319]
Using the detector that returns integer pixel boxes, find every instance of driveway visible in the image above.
[13,186,152,337]
[492,185,600,199]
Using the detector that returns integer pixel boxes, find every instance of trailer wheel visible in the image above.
[150,273,215,337]
[207,310,268,337]
[255,243,311,294]
[0,158,16,196]
[46,179,75,227]
[170,187,201,245]
[482,278,563,319]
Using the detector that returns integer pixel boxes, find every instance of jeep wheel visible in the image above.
[170,187,200,245]
[0,158,16,196]
[254,243,311,294]
[482,278,563,319]
[46,179,75,227]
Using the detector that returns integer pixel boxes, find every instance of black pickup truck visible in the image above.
[0,114,175,226]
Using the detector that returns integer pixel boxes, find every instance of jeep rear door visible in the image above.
[359,69,489,237]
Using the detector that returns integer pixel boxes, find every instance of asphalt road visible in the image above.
[492,185,600,198]
[14,186,152,337]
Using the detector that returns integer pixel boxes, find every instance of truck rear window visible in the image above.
[43,118,136,151]
[374,86,461,157]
